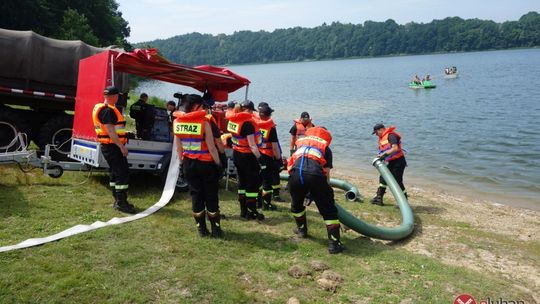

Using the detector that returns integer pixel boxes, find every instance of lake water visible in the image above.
[138,49,540,210]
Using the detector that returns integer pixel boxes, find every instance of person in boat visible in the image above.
[452,66,457,74]
[413,75,422,85]
[370,123,408,206]
[444,67,450,75]
[424,74,431,81]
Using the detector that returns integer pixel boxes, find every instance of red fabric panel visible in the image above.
[73,51,116,140]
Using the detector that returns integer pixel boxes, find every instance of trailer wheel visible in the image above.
[38,115,73,161]
[0,107,30,152]
[47,166,64,178]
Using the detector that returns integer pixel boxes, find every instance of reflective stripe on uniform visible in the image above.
[294,145,323,159]
[324,219,340,225]
[291,209,306,218]
[115,184,129,190]
[246,192,258,198]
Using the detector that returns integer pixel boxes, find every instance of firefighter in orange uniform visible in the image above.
[370,123,407,206]
[287,126,344,254]
[174,95,223,237]
[289,112,314,156]
[227,100,265,220]
[92,86,136,214]
[253,103,282,210]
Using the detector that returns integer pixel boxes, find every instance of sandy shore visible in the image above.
[332,170,540,300]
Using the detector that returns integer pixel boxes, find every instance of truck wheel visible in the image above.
[38,115,74,161]
[0,107,30,152]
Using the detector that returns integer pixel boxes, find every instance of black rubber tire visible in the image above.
[37,115,74,161]
[47,165,64,178]
[0,106,30,152]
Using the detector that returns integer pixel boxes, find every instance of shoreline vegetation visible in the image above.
[140,12,540,66]
[0,165,538,302]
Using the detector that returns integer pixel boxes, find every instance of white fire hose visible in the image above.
[0,139,180,253]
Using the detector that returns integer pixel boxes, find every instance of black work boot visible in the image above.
[370,187,386,206]
[272,189,285,202]
[207,211,223,238]
[246,198,265,220]
[292,213,308,238]
[193,211,210,237]
[113,191,136,214]
[238,194,248,219]
[262,191,277,211]
[326,224,344,254]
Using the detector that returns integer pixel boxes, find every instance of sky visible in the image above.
[116,0,540,43]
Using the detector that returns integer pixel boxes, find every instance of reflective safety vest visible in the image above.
[288,126,332,176]
[92,103,127,144]
[253,116,276,157]
[378,126,404,162]
[226,112,262,154]
[173,110,213,162]
[294,119,314,138]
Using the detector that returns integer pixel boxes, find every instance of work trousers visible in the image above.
[288,169,338,221]
[182,157,220,213]
[379,156,407,191]
[233,150,261,199]
[101,144,129,191]
[260,154,280,193]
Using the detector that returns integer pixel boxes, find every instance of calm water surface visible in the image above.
[138,49,540,209]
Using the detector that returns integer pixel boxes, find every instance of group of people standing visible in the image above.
[93,86,408,254]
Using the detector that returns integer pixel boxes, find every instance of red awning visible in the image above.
[113,49,250,98]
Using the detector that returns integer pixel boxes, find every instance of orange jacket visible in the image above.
[92,103,127,145]
[253,115,276,157]
[293,119,314,138]
[378,126,404,161]
[288,126,332,176]
[173,110,213,162]
[226,112,262,154]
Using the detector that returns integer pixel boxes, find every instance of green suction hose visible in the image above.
[280,158,414,240]
[280,173,362,202]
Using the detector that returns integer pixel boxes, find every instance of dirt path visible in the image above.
[334,172,540,301]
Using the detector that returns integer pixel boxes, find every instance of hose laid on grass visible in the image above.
[0,139,180,253]
[280,158,414,241]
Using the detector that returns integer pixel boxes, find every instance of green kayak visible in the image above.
[409,81,436,89]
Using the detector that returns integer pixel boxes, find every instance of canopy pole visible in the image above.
[244,85,249,100]
[110,55,115,86]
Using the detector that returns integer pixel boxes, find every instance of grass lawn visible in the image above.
[0,165,536,303]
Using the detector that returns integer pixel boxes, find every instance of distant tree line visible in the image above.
[1,0,130,48]
[141,11,540,65]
